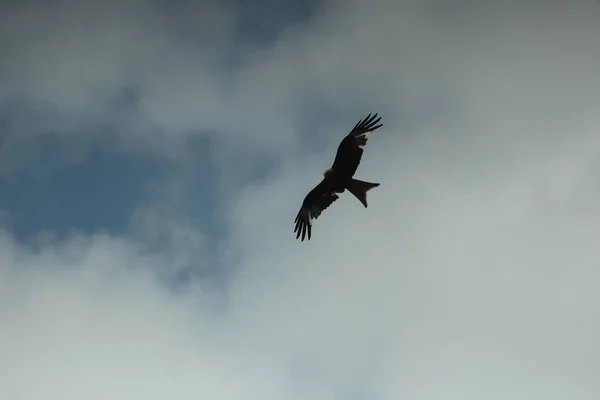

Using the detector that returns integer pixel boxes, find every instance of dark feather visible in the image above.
[294,179,340,241]
[330,113,383,178]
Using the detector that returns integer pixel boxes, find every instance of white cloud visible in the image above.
[223,115,600,398]
[0,230,269,400]
[2,0,600,399]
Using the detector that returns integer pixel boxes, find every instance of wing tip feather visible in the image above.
[351,113,383,136]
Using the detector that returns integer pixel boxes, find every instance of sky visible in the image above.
[1,0,600,398]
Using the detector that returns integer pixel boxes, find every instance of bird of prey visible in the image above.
[294,113,383,241]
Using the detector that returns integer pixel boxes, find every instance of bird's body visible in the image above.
[294,113,383,241]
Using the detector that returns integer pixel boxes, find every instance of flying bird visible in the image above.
[294,113,383,241]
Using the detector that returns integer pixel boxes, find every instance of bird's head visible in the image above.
[323,167,334,178]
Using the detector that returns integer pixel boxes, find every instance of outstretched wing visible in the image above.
[330,113,383,178]
[294,179,340,241]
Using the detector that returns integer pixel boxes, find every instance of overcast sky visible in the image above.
[2,0,600,399]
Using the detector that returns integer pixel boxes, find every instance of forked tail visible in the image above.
[346,179,379,208]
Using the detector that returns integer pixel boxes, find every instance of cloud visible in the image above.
[220,1,600,398]
[0,0,309,161]
[2,0,600,399]
[0,230,255,400]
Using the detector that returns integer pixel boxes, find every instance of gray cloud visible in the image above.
[0,0,308,159]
